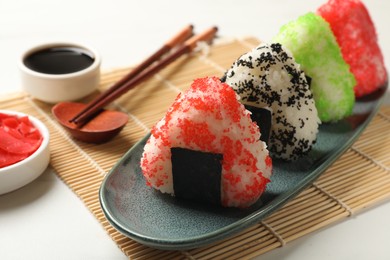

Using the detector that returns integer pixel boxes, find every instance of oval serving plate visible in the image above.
[99,84,387,250]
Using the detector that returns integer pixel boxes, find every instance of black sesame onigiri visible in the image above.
[223,43,320,161]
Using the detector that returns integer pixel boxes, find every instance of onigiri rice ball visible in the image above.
[224,43,320,161]
[318,0,387,97]
[273,13,356,122]
[141,77,272,208]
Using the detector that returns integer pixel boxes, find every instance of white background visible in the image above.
[1,0,389,259]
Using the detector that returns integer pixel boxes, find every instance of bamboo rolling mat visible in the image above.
[1,37,390,260]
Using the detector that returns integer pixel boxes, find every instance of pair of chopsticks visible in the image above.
[70,25,218,125]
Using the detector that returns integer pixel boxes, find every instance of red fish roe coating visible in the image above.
[318,0,387,97]
[141,77,272,208]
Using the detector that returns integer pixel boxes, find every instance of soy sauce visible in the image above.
[23,47,95,74]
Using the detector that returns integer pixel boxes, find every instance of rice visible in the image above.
[273,12,356,122]
[141,76,272,208]
[224,43,320,161]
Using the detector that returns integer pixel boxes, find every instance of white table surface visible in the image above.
[1,0,389,259]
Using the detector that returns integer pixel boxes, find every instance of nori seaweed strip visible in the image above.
[244,104,272,145]
[171,147,222,205]
[305,75,312,87]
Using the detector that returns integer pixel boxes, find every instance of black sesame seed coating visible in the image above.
[225,43,320,160]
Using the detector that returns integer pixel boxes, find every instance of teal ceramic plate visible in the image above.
[99,84,387,250]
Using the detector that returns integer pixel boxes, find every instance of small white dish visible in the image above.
[18,42,101,103]
[0,110,50,195]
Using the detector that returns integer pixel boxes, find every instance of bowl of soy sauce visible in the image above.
[19,42,101,103]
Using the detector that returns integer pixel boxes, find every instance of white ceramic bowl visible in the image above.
[0,110,50,195]
[18,42,101,103]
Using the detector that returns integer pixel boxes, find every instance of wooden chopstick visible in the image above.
[69,24,194,124]
[71,26,218,125]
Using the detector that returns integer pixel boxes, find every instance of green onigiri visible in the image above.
[274,13,356,122]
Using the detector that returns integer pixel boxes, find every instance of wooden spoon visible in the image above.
[52,102,129,143]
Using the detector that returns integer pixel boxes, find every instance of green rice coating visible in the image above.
[273,12,356,122]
